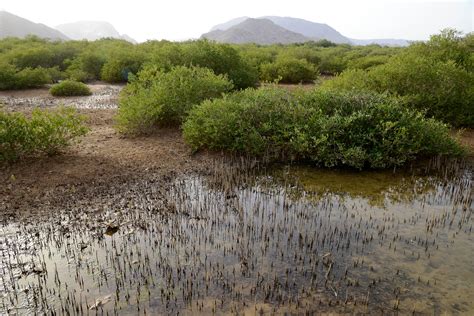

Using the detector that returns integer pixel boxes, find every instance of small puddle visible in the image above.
[1,159,472,314]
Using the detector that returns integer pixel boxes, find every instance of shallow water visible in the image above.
[1,159,472,315]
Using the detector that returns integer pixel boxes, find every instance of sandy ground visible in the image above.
[0,83,122,110]
[0,89,215,216]
[0,108,216,215]
[458,129,474,154]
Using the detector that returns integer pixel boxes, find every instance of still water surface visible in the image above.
[1,159,472,315]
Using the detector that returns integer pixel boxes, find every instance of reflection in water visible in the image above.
[0,158,472,314]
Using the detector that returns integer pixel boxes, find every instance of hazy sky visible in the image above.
[1,0,472,42]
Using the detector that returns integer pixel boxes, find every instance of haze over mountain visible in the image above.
[56,21,137,43]
[210,17,250,32]
[261,16,350,44]
[207,16,410,46]
[202,18,310,45]
[349,38,410,47]
[0,10,68,40]
[0,11,411,46]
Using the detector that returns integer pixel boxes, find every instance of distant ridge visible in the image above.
[261,16,350,44]
[0,11,68,40]
[350,38,410,47]
[56,21,137,43]
[210,17,250,32]
[202,18,311,45]
[207,16,410,46]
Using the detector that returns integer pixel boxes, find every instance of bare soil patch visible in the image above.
[1,84,473,218]
[458,129,474,155]
[0,108,214,217]
[0,82,123,110]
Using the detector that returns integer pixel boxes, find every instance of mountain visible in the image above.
[210,17,250,31]
[56,21,137,43]
[350,38,410,47]
[207,16,410,46]
[261,16,350,44]
[202,18,310,45]
[120,34,137,44]
[0,11,68,40]
[209,16,350,44]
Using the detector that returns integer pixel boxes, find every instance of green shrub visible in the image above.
[146,42,186,71]
[183,40,259,89]
[116,65,233,134]
[65,52,105,82]
[50,80,92,96]
[100,51,145,83]
[240,46,276,69]
[325,54,474,127]
[317,46,350,75]
[410,29,473,71]
[322,68,373,92]
[9,47,55,69]
[371,55,473,127]
[15,67,52,88]
[183,87,463,169]
[278,46,321,65]
[183,87,302,157]
[0,62,17,90]
[346,55,390,70]
[260,57,318,83]
[65,67,90,83]
[45,66,66,82]
[0,107,89,163]
[0,64,52,90]
[323,30,474,127]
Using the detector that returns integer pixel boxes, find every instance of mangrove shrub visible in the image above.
[116,65,233,134]
[1,107,89,163]
[183,87,463,169]
[50,80,92,96]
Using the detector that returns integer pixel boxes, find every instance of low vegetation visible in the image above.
[49,80,92,96]
[323,30,474,127]
[0,62,53,90]
[0,36,401,89]
[116,65,233,134]
[183,87,463,169]
[1,107,89,163]
[260,56,318,83]
[1,29,471,168]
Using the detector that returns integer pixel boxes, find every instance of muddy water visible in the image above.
[1,159,472,315]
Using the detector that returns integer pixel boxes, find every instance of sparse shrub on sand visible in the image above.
[50,80,92,96]
[116,65,233,135]
[1,107,89,163]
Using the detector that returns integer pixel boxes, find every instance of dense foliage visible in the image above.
[0,36,404,89]
[0,107,89,163]
[260,56,318,83]
[0,62,53,89]
[0,30,471,168]
[49,80,92,96]
[324,30,474,127]
[116,65,233,134]
[183,87,463,169]
[1,31,469,90]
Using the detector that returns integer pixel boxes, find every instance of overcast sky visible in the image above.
[1,0,472,42]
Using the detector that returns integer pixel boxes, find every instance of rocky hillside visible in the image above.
[262,16,350,44]
[350,38,410,46]
[56,21,136,43]
[0,11,68,40]
[202,18,310,45]
[207,16,410,46]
